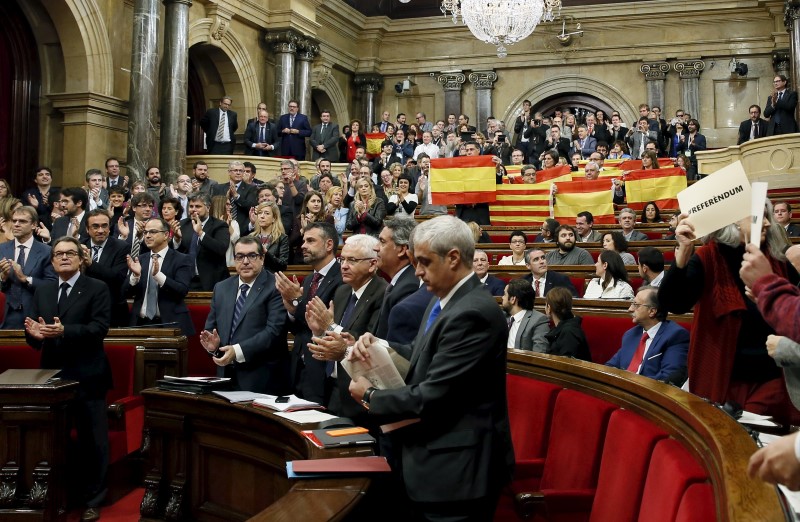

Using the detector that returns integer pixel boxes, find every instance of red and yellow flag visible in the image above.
[430,156,497,205]
[617,158,674,170]
[623,167,687,211]
[553,179,615,225]
[365,133,385,159]
[503,165,522,183]
[536,165,572,183]
[490,171,573,226]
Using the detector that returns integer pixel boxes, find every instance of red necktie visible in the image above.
[626,332,649,372]
[534,279,541,297]
[308,272,323,301]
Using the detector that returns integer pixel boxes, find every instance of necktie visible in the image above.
[626,331,649,373]
[752,122,758,140]
[507,316,515,331]
[58,282,70,316]
[216,111,226,142]
[322,123,326,133]
[229,194,238,221]
[779,91,784,102]
[42,191,49,206]
[16,245,26,269]
[92,245,101,263]
[130,229,141,259]
[7,245,26,307]
[308,272,323,301]
[66,220,74,238]
[230,283,250,339]
[259,126,265,143]
[534,279,541,297]
[290,115,295,127]
[424,300,442,333]
[145,254,160,320]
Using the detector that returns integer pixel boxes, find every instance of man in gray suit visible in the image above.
[619,208,650,242]
[309,110,340,162]
[200,236,289,394]
[502,278,549,352]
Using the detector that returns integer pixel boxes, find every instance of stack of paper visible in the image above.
[286,456,391,478]
[252,395,323,412]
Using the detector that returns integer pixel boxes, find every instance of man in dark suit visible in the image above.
[172,192,230,291]
[0,206,57,328]
[124,217,195,335]
[374,219,419,338]
[243,109,278,157]
[765,75,799,136]
[502,278,549,352]
[22,166,62,230]
[386,284,433,345]
[82,210,131,327]
[608,114,628,145]
[210,160,258,234]
[738,104,768,145]
[309,110,340,162]
[25,236,111,522]
[523,248,578,298]
[200,237,289,394]
[200,96,238,154]
[52,187,90,243]
[275,222,343,403]
[774,200,800,237]
[305,234,386,417]
[278,100,312,161]
[473,249,505,296]
[84,169,110,211]
[116,192,155,258]
[348,216,514,519]
[606,286,689,385]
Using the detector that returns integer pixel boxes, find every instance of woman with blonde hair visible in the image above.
[211,195,240,266]
[250,202,289,272]
[0,197,22,244]
[325,186,349,245]
[347,178,386,237]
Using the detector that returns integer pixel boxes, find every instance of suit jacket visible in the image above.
[375,264,419,339]
[372,275,514,503]
[786,223,800,238]
[205,270,289,394]
[483,275,506,296]
[124,248,195,335]
[513,309,550,352]
[523,271,578,297]
[210,182,257,235]
[175,216,230,291]
[291,262,343,403]
[625,230,650,242]
[0,240,57,328]
[309,122,340,161]
[578,230,604,243]
[386,284,431,347]
[765,89,799,135]
[27,274,112,398]
[243,120,279,157]
[608,126,628,144]
[52,213,89,243]
[21,187,62,230]
[605,320,689,384]
[589,125,612,146]
[573,136,597,159]
[200,108,238,151]
[737,118,767,145]
[117,218,151,257]
[627,130,659,159]
[83,237,131,327]
[329,276,388,417]
[545,315,592,361]
[278,113,312,160]
[262,233,289,273]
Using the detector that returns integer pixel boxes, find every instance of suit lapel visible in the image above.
[342,277,378,330]
[59,275,86,317]
[236,271,266,326]
[515,311,531,347]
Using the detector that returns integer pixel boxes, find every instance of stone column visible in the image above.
[127,0,161,182]
[295,39,319,116]
[468,71,497,135]
[354,74,384,127]
[673,60,705,121]
[437,72,466,121]
[158,0,192,184]
[639,62,670,111]
[265,30,301,115]
[774,50,791,79]
[786,3,800,97]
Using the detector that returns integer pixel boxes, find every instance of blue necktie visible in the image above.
[229,284,250,339]
[424,300,442,333]
[326,293,358,376]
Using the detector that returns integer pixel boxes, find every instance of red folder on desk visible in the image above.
[288,456,390,477]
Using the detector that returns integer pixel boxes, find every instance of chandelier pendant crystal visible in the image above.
[442,0,561,58]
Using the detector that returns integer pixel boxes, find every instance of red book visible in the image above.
[291,456,390,474]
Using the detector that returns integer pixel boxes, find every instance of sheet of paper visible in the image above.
[750,182,768,246]
[163,375,231,384]
[341,339,406,390]
[740,410,778,427]
[252,394,321,412]
[677,160,752,238]
[212,391,272,403]
[273,410,339,424]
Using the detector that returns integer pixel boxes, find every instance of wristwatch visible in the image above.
[361,387,377,410]
[291,296,303,307]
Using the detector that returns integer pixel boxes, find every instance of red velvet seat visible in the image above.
[187,303,216,376]
[578,315,629,365]
[104,344,144,462]
[675,483,716,522]
[570,277,586,298]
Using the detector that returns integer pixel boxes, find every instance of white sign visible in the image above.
[677,161,752,238]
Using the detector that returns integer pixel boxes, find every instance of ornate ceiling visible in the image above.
[343,0,644,19]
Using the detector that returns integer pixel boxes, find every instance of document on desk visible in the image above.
[341,339,406,390]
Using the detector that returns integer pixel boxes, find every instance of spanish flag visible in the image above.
[553,179,616,225]
[365,133,385,159]
[503,165,522,183]
[623,167,687,211]
[536,165,572,183]
[618,158,674,170]
[430,155,497,205]
[490,171,573,226]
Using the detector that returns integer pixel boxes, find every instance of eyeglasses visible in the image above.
[143,229,167,236]
[629,302,653,309]
[510,240,526,244]
[234,253,262,262]
[339,257,374,266]
[53,250,79,258]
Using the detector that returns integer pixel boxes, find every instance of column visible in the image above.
[437,72,466,121]
[354,74,384,127]
[468,71,497,135]
[159,0,192,184]
[786,3,800,97]
[673,60,705,121]
[639,62,669,111]
[295,39,320,116]
[127,0,161,182]
[773,50,791,79]
[265,30,301,114]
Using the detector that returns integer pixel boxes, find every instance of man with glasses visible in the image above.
[415,112,433,133]
[24,236,112,521]
[605,286,688,385]
[738,104,768,144]
[765,75,799,136]
[499,231,528,266]
[0,206,56,328]
[279,99,312,161]
[82,210,131,327]
[169,174,192,220]
[211,160,258,234]
[124,217,194,334]
[200,237,289,394]
[117,192,156,257]
[173,192,230,291]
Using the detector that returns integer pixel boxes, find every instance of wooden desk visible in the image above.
[140,390,371,521]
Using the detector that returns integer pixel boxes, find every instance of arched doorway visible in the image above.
[532,94,615,124]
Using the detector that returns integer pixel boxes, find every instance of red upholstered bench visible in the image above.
[187,303,216,376]
[579,314,692,366]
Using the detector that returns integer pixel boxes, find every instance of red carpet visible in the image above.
[66,488,144,522]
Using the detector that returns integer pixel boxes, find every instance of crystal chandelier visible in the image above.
[442,0,561,58]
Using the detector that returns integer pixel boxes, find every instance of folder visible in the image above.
[286,456,390,478]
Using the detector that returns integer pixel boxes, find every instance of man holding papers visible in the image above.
[348,216,514,520]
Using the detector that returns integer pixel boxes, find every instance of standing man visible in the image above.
[116,192,155,258]
[502,278,549,352]
[415,112,434,133]
[738,105,768,145]
[545,225,594,265]
[190,160,218,194]
[124,217,195,335]
[243,109,278,157]
[84,169,109,211]
[454,141,503,226]
[575,211,603,242]
[310,110,340,162]
[24,236,111,522]
[513,100,533,160]
[211,160,258,234]
[52,187,90,243]
[0,206,56,328]
[82,210,131,327]
[145,166,167,209]
[376,111,392,133]
[374,219,419,338]
[348,216,514,520]
[200,96,238,154]
[173,193,230,291]
[200,237,290,394]
[104,157,129,192]
[765,75,798,136]
[279,100,312,161]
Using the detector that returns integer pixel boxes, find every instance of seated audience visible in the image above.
[502,278,549,352]
[774,200,800,237]
[603,231,637,265]
[641,201,663,223]
[498,230,528,265]
[386,174,418,218]
[523,247,578,298]
[545,225,594,265]
[543,287,592,361]
[473,249,505,296]
[534,218,559,243]
[618,207,649,241]
[584,250,634,299]
[605,285,689,384]
[638,246,665,287]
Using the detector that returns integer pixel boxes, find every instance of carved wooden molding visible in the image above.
[0,462,19,507]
